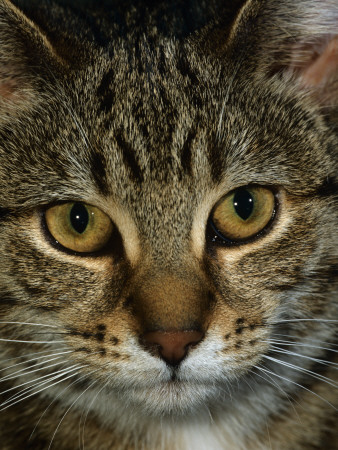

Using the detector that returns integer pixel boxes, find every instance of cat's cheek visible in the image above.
[1,211,125,311]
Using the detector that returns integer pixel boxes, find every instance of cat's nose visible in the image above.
[142,330,204,366]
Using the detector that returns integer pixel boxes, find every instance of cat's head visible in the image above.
[0,0,337,426]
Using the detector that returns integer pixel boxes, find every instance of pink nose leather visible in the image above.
[142,330,204,366]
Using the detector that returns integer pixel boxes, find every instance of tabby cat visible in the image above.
[0,0,337,448]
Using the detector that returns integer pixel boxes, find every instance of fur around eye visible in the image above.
[44,202,113,253]
[210,186,276,242]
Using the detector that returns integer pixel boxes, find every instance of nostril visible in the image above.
[142,330,204,366]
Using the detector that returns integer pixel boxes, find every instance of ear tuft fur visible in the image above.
[231,0,338,109]
[0,0,59,115]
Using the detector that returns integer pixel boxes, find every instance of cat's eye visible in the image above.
[210,186,276,243]
[45,202,113,253]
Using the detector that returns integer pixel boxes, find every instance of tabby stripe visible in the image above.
[176,54,198,84]
[97,69,115,97]
[98,92,115,114]
[89,151,110,196]
[0,296,18,306]
[115,131,143,183]
[268,283,299,292]
[181,129,196,175]
[312,264,338,281]
[208,143,225,183]
[298,346,338,392]
[97,69,115,114]
[314,177,338,197]
[0,207,11,220]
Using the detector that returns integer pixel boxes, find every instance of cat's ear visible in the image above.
[230,0,338,109]
[0,0,60,113]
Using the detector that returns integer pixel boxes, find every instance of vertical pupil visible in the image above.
[233,189,254,220]
[70,203,89,234]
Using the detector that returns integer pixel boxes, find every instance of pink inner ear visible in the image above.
[0,70,32,106]
[300,36,338,88]
[0,79,20,101]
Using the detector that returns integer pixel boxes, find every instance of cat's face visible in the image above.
[0,0,337,429]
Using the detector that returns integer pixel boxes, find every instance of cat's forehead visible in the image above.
[1,29,333,229]
[65,39,330,200]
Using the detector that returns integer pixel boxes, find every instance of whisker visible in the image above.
[253,366,300,411]
[269,345,338,368]
[0,338,64,344]
[80,378,110,450]
[0,361,79,397]
[242,374,256,394]
[0,368,85,412]
[66,105,91,150]
[271,333,338,348]
[263,355,338,389]
[48,378,98,450]
[0,348,69,366]
[0,322,58,328]
[30,368,101,442]
[0,365,82,407]
[0,360,73,383]
[258,366,337,410]
[270,319,338,324]
[0,354,72,383]
[0,351,73,374]
[261,339,338,353]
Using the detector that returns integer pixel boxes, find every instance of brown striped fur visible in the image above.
[0,0,337,448]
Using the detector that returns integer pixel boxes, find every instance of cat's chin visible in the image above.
[88,378,230,423]
[127,381,221,416]
[71,354,245,421]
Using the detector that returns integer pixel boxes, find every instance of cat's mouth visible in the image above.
[170,371,178,382]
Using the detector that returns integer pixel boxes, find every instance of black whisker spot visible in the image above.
[75,347,91,353]
[95,333,105,342]
[67,328,82,337]
[110,336,119,345]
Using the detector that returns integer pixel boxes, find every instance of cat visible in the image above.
[0,0,337,448]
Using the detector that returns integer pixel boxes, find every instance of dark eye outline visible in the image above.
[207,185,279,247]
[40,202,122,258]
